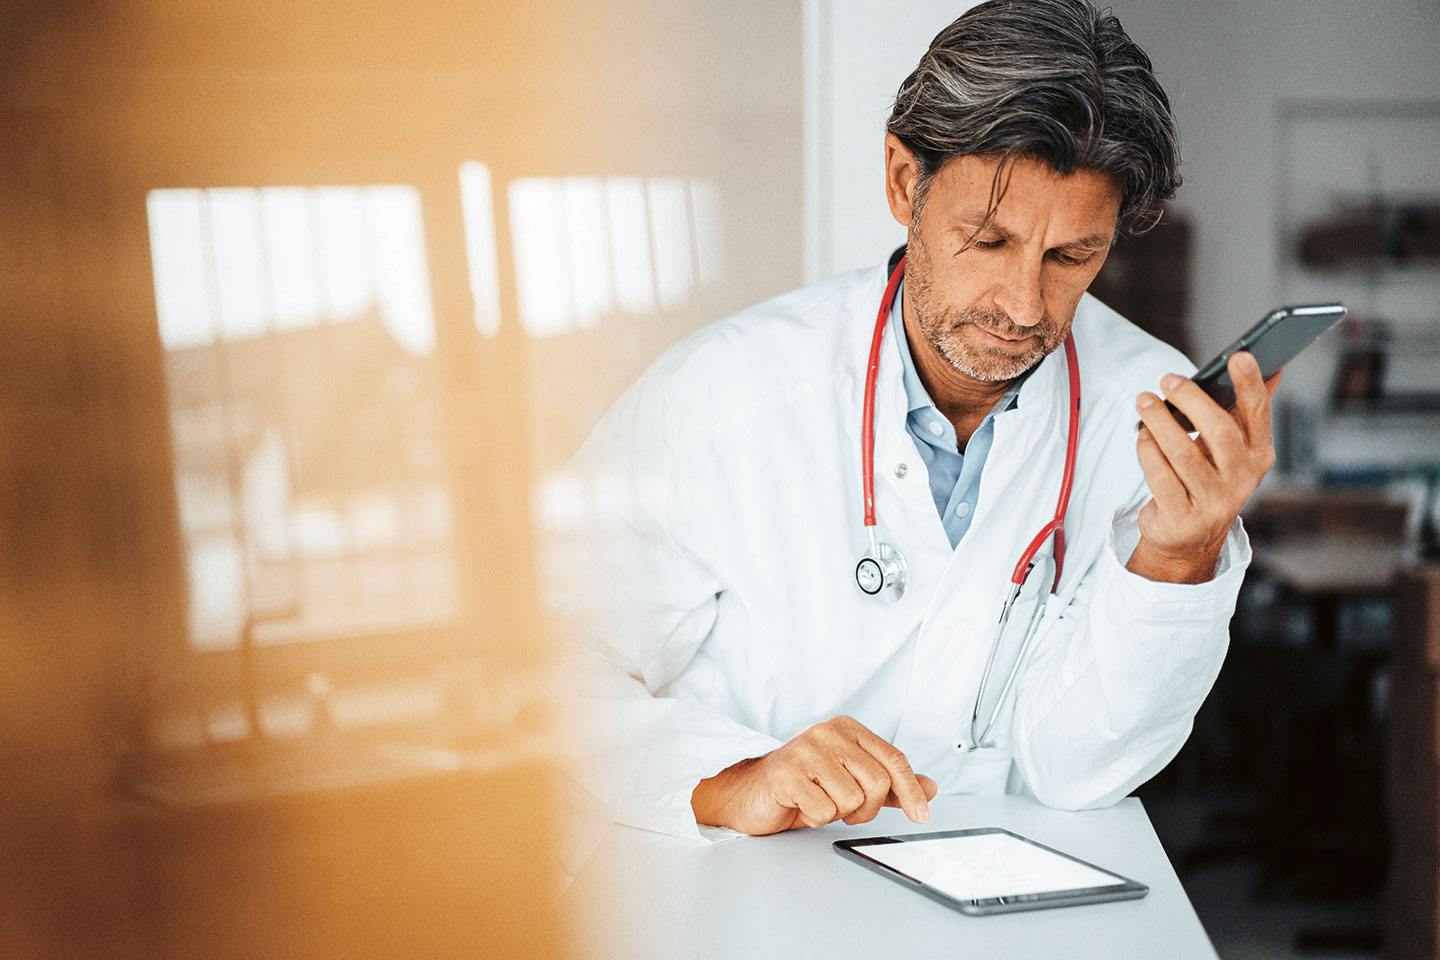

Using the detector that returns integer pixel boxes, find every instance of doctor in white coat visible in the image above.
[560,0,1280,842]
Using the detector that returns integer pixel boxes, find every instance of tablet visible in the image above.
[833,827,1148,916]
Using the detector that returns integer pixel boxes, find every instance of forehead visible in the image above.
[926,154,1121,241]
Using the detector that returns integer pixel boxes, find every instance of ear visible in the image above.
[884,133,921,229]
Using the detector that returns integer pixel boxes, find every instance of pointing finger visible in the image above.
[850,726,929,823]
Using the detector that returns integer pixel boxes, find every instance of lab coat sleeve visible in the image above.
[1007,494,1251,810]
[551,365,784,843]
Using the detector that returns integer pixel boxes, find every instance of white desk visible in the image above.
[564,794,1217,959]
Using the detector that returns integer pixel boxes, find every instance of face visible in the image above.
[889,147,1122,382]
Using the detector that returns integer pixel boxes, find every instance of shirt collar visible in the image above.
[890,280,1027,420]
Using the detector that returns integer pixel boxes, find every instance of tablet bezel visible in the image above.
[833,826,1149,916]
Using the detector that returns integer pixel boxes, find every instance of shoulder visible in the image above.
[1070,293,1195,406]
[576,266,882,467]
[628,266,881,434]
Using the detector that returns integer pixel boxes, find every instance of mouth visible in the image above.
[968,326,1034,348]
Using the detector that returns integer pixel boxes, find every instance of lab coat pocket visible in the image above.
[1040,592,1071,625]
[1014,592,1079,700]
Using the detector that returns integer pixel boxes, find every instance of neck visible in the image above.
[900,289,1017,448]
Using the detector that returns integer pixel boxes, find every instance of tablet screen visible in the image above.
[856,831,1128,901]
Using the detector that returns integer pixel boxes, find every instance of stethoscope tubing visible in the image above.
[861,257,908,530]
[972,571,1052,747]
[1008,337,1080,586]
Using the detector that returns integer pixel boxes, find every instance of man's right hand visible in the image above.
[690,715,939,835]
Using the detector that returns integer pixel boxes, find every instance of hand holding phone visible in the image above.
[1128,302,1344,586]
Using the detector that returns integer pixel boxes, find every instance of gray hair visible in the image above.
[887,0,1180,237]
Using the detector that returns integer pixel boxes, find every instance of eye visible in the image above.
[971,238,1004,250]
[1050,249,1094,267]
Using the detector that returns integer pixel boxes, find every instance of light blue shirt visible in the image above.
[892,284,1026,549]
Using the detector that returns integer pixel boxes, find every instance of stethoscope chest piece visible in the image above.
[855,534,907,601]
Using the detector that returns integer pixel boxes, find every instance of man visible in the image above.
[560,0,1277,841]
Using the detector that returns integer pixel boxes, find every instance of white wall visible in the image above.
[803,0,980,283]
[1117,0,1440,386]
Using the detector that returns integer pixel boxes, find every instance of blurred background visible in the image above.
[0,0,1436,958]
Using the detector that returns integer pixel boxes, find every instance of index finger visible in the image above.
[845,721,930,823]
[1159,375,1244,468]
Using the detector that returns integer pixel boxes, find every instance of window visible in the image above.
[497,175,724,338]
[147,186,461,650]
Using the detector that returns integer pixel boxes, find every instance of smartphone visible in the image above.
[1151,303,1347,432]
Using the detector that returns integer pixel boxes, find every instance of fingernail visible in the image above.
[916,800,930,823]
[1160,374,1182,392]
[1136,392,1155,409]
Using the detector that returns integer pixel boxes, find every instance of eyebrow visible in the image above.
[1062,233,1115,251]
[958,217,1113,251]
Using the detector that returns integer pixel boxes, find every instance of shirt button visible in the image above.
[955,501,972,518]
[927,420,944,437]
[894,463,908,479]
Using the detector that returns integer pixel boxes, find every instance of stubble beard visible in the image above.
[905,235,1068,383]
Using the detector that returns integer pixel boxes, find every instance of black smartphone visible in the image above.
[1151,302,1347,432]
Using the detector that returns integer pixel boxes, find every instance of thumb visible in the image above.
[918,774,939,801]
[883,774,940,807]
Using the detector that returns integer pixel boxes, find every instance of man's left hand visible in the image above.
[1129,351,1280,585]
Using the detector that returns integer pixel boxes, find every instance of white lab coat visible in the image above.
[555,263,1249,844]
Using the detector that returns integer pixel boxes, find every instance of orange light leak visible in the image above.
[0,1,803,956]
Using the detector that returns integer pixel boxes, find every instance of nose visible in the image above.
[992,259,1044,328]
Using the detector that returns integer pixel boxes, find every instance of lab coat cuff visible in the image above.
[1103,503,1251,609]
[660,731,786,844]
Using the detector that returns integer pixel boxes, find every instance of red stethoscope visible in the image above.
[854,256,1082,750]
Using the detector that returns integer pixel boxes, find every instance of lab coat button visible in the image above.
[894,463,908,479]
